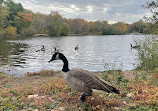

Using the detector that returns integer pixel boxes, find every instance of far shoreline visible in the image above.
[0,32,145,38]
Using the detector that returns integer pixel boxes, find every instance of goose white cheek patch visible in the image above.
[56,54,60,60]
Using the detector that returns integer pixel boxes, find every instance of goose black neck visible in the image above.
[60,54,70,72]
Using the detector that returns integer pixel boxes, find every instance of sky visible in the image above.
[12,0,150,24]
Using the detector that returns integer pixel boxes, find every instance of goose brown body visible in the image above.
[62,69,120,95]
[48,52,120,101]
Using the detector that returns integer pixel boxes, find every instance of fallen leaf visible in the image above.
[127,93,133,97]
[28,94,38,99]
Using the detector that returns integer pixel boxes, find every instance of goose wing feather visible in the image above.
[68,69,120,94]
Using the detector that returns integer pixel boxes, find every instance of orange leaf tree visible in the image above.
[113,22,127,34]
[14,12,32,34]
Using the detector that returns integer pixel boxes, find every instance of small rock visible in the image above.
[99,94,104,98]
[129,103,136,107]
[37,96,45,99]
[59,107,64,111]
[101,109,106,111]
[122,101,127,106]
[114,107,119,110]
[79,107,83,111]
[91,97,95,101]
[33,109,38,111]
[109,93,112,96]
[28,94,38,99]
[27,107,33,111]
[127,93,133,97]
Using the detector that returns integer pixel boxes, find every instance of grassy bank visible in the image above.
[0,70,158,111]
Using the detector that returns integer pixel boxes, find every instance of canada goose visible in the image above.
[75,45,79,50]
[130,44,140,49]
[48,52,120,102]
[54,47,59,52]
[19,48,25,52]
[41,45,45,51]
[51,47,60,53]
[36,45,45,52]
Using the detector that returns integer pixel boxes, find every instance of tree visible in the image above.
[71,19,83,34]
[112,22,127,34]
[60,22,70,36]
[0,1,9,34]
[127,20,147,33]
[101,21,111,35]
[31,13,49,34]
[0,0,3,3]
[89,21,102,34]
[5,0,24,21]
[144,1,158,34]
[144,1,158,23]
[47,11,70,36]
[47,12,62,36]
[14,12,32,34]
[81,20,90,35]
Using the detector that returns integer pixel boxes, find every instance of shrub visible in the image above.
[136,36,158,71]
[5,26,17,36]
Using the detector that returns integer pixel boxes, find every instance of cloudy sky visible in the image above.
[12,0,150,24]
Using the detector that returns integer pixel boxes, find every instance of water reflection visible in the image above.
[0,35,144,76]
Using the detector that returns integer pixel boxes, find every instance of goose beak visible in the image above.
[48,57,55,63]
[48,60,52,63]
[48,52,59,63]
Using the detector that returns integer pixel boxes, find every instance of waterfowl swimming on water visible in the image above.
[48,52,120,102]
[54,47,60,52]
[41,45,45,51]
[19,48,25,52]
[75,45,79,50]
[51,47,60,53]
[36,45,46,52]
[130,44,140,49]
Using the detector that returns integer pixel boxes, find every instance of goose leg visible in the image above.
[80,93,87,102]
[80,89,92,102]
[69,88,72,92]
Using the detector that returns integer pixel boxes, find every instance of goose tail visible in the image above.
[99,79,120,94]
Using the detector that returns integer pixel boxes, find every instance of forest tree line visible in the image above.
[0,0,156,36]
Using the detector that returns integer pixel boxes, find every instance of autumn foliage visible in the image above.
[129,81,158,106]
[13,12,32,34]
[0,0,152,36]
[0,70,158,110]
[17,12,32,22]
[5,26,17,36]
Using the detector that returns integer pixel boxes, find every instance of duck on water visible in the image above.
[130,44,140,49]
[48,52,120,102]
[36,45,46,52]
[75,45,79,50]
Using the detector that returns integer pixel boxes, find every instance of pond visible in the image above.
[0,35,144,76]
